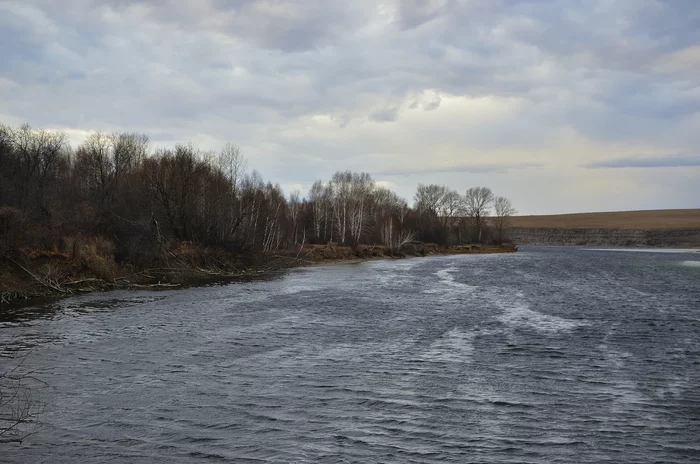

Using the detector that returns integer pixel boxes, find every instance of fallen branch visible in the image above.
[62,278,104,286]
[113,267,191,281]
[127,283,181,289]
[7,257,70,295]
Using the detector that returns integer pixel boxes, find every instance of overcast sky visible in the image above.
[1,0,699,214]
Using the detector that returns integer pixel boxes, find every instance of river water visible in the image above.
[1,246,699,463]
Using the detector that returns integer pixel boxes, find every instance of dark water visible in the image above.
[1,246,699,463]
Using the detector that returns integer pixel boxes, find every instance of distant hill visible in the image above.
[510,209,700,230]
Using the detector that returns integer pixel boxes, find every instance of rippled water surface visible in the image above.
[1,246,699,463]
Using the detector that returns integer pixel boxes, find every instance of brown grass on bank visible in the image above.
[445,243,517,254]
[63,236,118,280]
[509,209,700,230]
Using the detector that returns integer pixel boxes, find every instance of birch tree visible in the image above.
[348,172,374,245]
[287,190,301,245]
[330,171,352,244]
[308,180,326,243]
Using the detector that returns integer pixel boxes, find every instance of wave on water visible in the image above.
[584,248,700,254]
[679,261,700,268]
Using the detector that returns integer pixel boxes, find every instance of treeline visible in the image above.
[0,123,515,265]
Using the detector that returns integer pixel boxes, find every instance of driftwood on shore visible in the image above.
[7,257,70,295]
[1,254,326,304]
[127,283,181,289]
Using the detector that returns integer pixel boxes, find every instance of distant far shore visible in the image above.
[510,209,700,229]
[506,209,700,248]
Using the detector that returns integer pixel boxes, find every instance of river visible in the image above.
[1,246,699,463]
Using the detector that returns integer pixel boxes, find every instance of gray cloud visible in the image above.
[586,154,700,169]
[78,0,361,52]
[376,162,542,176]
[1,0,699,213]
[395,0,451,30]
[369,107,400,123]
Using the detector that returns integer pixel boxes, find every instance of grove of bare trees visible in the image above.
[413,184,516,245]
[0,123,516,267]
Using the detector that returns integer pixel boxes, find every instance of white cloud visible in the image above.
[655,46,700,76]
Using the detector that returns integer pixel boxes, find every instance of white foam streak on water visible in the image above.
[497,304,588,333]
[421,329,474,363]
[369,259,420,271]
[278,284,319,295]
[679,260,700,268]
[434,263,588,334]
[435,267,478,292]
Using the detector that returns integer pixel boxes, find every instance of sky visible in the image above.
[1,0,699,214]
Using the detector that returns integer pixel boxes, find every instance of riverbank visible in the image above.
[0,242,517,306]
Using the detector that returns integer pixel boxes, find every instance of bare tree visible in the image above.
[143,144,207,241]
[261,183,286,252]
[1,125,68,218]
[0,124,12,206]
[322,183,334,243]
[373,187,406,247]
[464,186,494,243]
[492,196,516,244]
[414,184,447,216]
[34,130,68,218]
[287,190,301,245]
[397,200,409,231]
[10,125,41,209]
[218,143,246,198]
[238,170,266,248]
[110,132,148,177]
[348,172,374,245]
[308,180,325,242]
[75,131,120,228]
[412,184,445,242]
[436,189,463,228]
[330,171,352,244]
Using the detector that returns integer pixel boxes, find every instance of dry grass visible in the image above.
[63,236,118,280]
[445,243,517,254]
[509,209,700,230]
